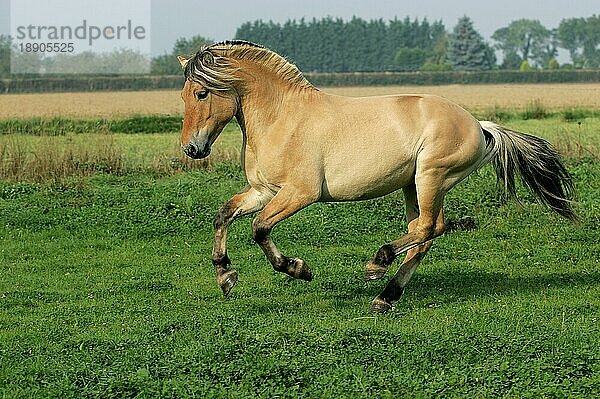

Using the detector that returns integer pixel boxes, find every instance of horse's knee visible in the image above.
[213,202,236,230]
[251,217,270,243]
[416,219,445,242]
[213,212,226,230]
[212,253,231,268]
[414,224,434,242]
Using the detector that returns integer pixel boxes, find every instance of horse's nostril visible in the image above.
[183,140,211,159]
[183,143,198,158]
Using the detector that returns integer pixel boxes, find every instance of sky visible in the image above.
[1,0,598,57]
[148,0,598,56]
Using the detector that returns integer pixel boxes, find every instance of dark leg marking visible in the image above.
[275,256,313,281]
[374,244,396,266]
[210,187,270,297]
[211,252,237,296]
[365,244,397,281]
[252,218,312,281]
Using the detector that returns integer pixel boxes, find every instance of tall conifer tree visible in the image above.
[448,16,496,70]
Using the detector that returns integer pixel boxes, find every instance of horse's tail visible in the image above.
[479,120,577,221]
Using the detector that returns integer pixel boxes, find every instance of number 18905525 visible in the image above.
[18,42,75,53]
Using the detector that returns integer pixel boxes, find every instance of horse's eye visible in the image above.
[195,90,209,101]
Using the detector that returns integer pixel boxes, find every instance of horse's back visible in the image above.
[315,93,485,201]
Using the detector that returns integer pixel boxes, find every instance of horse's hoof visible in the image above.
[217,269,238,297]
[292,258,313,281]
[365,261,387,281]
[370,297,393,313]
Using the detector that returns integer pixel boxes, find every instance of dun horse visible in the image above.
[177,41,575,313]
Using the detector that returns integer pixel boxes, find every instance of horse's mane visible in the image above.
[183,40,314,91]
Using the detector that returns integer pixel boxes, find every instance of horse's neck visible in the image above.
[236,83,292,143]
[233,59,317,139]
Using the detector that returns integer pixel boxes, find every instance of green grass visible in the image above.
[1,158,599,397]
[1,113,599,397]
[0,115,185,136]
[1,115,598,183]
[0,105,598,137]
[0,124,242,182]
[474,104,600,123]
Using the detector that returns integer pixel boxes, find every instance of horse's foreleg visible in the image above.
[252,186,318,281]
[213,186,271,296]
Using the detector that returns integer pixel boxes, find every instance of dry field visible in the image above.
[1,83,599,119]
[326,83,600,111]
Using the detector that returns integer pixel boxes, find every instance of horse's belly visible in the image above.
[321,161,415,201]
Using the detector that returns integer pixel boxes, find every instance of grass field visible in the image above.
[1,160,599,397]
[1,115,598,182]
[1,86,600,397]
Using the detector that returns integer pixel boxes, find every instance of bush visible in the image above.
[0,116,182,136]
[547,59,560,70]
[477,105,515,123]
[0,75,184,93]
[519,60,533,72]
[521,99,548,120]
[306,70,600,86]
[394,48,429,71]
[561,108,600,121]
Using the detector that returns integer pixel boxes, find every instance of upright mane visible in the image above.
[183,40,314,91]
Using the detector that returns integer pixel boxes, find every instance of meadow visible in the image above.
[1,85,599,397]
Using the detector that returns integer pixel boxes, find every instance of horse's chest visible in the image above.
[243,146,284,194]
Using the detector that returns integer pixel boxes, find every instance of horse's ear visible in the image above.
[201,52,214,66]
[177,55,189,69]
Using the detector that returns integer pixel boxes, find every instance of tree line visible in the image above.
[235,17,446,72]
[152,14,600,74]
[1,15,599,77]
[232,15,600,73]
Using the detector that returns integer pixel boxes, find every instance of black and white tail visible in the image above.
[479,121,577,221]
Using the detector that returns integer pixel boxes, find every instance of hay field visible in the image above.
[1,83,600,119]
[0,91,183,119]
[326,83,600,111]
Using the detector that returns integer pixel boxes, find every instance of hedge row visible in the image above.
[308,70,600,86]
[2,109,599,137]
[0,75,185,94]
[1,70,600,93]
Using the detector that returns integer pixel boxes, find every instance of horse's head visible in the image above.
[178,53,238,160]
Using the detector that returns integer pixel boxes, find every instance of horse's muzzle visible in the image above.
[182,141,211,159]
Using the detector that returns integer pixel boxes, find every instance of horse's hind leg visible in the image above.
[367,173,447,313]
[365,184,420,281]
[252,185,318,281]
[370,210,442,313]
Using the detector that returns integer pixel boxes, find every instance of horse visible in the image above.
[176,40,576,313]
